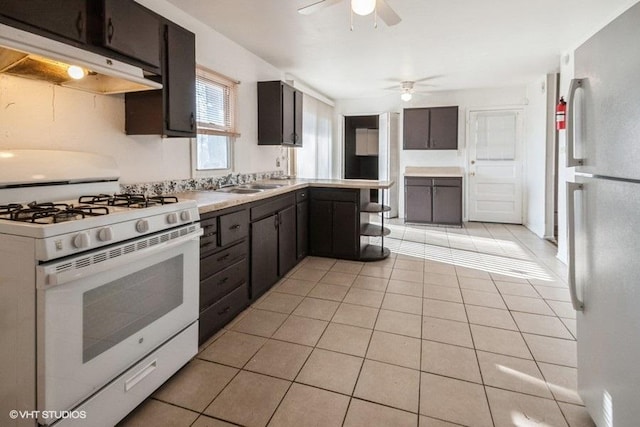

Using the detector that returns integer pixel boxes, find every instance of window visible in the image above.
[193,66,239,174]
[296,93,333,179]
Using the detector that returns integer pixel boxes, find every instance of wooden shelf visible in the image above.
[358,188,391,261]
[360,224,390,237]
[359,244,390,261]
[361,203,391,213]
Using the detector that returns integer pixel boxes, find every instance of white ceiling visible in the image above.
[167,0,638,100]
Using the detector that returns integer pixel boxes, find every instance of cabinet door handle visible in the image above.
[218,306,231,316]
[201,241,216,250]
[76,11,84,38]
[217,253,230,262]
[230,224,241,230]
[190,113,195,130]
[274,215,279,229]
[218,277,229,286]
[107,18,114,43]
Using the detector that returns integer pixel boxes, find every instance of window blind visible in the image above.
[195,67,239,136]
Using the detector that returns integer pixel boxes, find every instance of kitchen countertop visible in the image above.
[175,178,394,214]
[404,166,465,177]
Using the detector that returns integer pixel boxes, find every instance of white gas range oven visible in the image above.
[0,150,202,427]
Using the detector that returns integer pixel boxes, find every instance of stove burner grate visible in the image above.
[1,203,110,224]
[80,194,179,208]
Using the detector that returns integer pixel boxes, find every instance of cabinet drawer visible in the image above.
[219,209,249,247]
[433,178,461,187]
[250,194,295,221]
[200,258,248,309]
[200,240,248,280]
[199,283,249,344]
[200,215,218,255]
[405,177,432,186]
[296,189,308,203]
[201,215,218,233]
[310,188,359,202]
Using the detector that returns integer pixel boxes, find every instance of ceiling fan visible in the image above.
[298,0,402,27]
[384,77,440,101]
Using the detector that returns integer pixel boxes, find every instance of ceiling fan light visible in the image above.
[401,91,412,102]
[351,0,376,16]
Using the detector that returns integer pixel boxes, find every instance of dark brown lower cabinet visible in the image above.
[332,201,359,259]
[296,200,308,260]
[251,214,279,299]
[309,188,359,260]
[309,199,332,255]
[433,185,462,224]
[249,194,300,300]
[405,184,432,223]
[278,205,297,275]
[405,177,462,225]
[198,208,250,344]
[296,189,309,260]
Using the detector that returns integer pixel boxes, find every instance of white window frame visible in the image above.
[191,66,239,177]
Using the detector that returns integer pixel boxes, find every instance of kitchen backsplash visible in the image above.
[120,171,283,196]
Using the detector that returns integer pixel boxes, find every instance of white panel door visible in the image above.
[468,109,523,223]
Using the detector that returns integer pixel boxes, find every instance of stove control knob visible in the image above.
[136,219,150,234]
[180,210,191,222]
[97,227,113,242]
[72,232,91,249]
[166,213,178,224]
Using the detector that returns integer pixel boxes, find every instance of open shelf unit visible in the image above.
[359,189,391,261]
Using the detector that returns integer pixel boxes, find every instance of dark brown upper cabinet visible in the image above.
[125,22,196,137]
[403,106,458,150]
[164,22,196,134]
[0,0,87,44]
[258,81,303,147]
[2,1,161,72]
[89,0,161,70]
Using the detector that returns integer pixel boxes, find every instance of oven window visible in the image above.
[83,255,184,363]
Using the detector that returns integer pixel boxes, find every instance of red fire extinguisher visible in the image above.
[556,96,567,130]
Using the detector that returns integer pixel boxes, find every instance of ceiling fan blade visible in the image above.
[377,0,401,26]
[298,0,340,15]
[414,75,443,83]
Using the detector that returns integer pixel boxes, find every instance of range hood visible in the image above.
[0,23,162,95]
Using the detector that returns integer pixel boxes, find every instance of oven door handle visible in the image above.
[39,230,202,289]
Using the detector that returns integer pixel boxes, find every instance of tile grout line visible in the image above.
[454,240,497,427]
[261,260,336,427]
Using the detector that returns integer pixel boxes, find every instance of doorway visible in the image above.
[467,109,524,223]
[344,115,379,202]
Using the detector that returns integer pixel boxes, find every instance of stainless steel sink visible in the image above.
[242,183,284,190]
[215,182,284,194]
[216,187,264,194]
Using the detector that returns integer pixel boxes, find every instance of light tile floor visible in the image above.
[119,221,595,427]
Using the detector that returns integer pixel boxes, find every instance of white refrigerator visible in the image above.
[567,2,640,426]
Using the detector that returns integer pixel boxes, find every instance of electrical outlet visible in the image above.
[276,158,281,167]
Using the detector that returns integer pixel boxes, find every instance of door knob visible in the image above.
[471,160,476,165]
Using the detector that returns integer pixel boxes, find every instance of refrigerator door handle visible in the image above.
[566,78,584,167]
[567,181,585,311]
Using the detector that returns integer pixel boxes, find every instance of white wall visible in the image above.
[0,0,287,184]
[334,86,527,218]
[523,76,549,237]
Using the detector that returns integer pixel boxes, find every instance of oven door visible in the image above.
[36,227,200,419]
